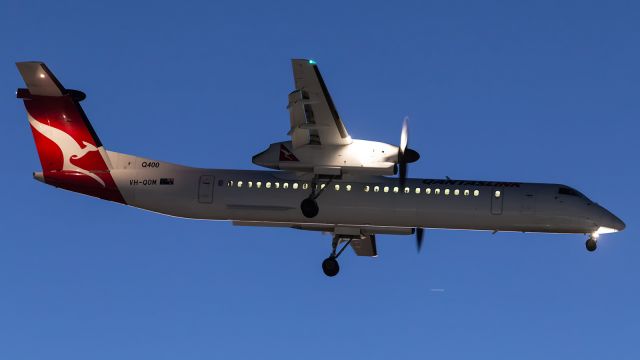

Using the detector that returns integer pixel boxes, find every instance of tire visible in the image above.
[322,257,340,277]
[301,198,319,218]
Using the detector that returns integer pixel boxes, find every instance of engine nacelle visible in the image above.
[252,139,400,176]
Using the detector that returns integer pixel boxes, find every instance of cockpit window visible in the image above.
[558,187,584,198]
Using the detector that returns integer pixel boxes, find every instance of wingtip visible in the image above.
[291,58,317,65]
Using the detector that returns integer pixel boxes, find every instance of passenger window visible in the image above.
[425,188,431,195]
[473,189,479,196]
[444,189,450,195]
[227,180,234,187]
[374,186,380,193]
[383,186,389,193]
[275,182,280,189]
[248,181,253,188]
[364,185,370,192]
[494,190,501,198]
[266,182,272,189]
[404,187,410,194]
[464,189,469,196]
[293,182,299,190]
[346,185,352,192]
[283,182,289,189]
[435,188,441,195]
[334,184,340,191]
[415,188,421,194]
[237,181,243,188]
[303,183,309,190]
[256,182,262,189]
[454,189,459,196]
[393,186,399,193]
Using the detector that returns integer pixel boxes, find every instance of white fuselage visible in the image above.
[101,152,622,235]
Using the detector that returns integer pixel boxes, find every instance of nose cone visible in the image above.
[611,214,626,232]
[598,206,626,233]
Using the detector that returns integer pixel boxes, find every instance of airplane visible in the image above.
[16,60,625,277]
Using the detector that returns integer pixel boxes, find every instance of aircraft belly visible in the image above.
[220,188,418,227]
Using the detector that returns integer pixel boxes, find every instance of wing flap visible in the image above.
[350,234,378,257]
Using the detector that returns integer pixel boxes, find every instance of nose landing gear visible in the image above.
[585,236,598,252]
[321,235,352,277]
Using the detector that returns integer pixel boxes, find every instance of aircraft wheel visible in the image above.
[586,238,597,252]
[301,198,319,218]
[322,257,340,277]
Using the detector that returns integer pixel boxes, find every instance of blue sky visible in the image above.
[1,1,638,359]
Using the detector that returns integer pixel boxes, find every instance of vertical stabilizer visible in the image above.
[16,61,125,203]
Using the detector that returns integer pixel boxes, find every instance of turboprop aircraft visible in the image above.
[16,60,625,277]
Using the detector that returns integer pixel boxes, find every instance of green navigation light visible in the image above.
[308,59,317,65]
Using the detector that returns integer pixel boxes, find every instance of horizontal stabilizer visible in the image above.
[16,62,66,96]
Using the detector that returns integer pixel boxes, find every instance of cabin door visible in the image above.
[198,175,214,203]
[491,188,503,215]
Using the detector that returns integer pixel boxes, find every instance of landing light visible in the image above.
[39,73,45,78]
[595,226,618,235]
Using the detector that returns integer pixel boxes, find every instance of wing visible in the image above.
[287,59,352,148]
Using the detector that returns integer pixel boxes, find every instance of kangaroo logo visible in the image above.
[279,144,299,161]
[28,114,106,187]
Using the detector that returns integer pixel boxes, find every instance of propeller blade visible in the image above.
[416,227,424,252]
[398,116,410,187]
[400,116,409,153]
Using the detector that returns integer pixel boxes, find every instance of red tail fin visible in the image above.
[17,62,125,203]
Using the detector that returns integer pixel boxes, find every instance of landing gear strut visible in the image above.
[322,236,352,277]
[585,236,597,252]
[301,175,334,218]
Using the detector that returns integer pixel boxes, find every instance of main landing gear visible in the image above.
[322,235,352,277]
[301,175,334,218]
[585,236,598,252]
[301,198,319,218]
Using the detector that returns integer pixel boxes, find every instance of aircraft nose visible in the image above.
[611,214,626,232]
[599,206,626,232]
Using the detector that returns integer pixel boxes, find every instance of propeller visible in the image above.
[398,117,420,187]
[416,227,424,252]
